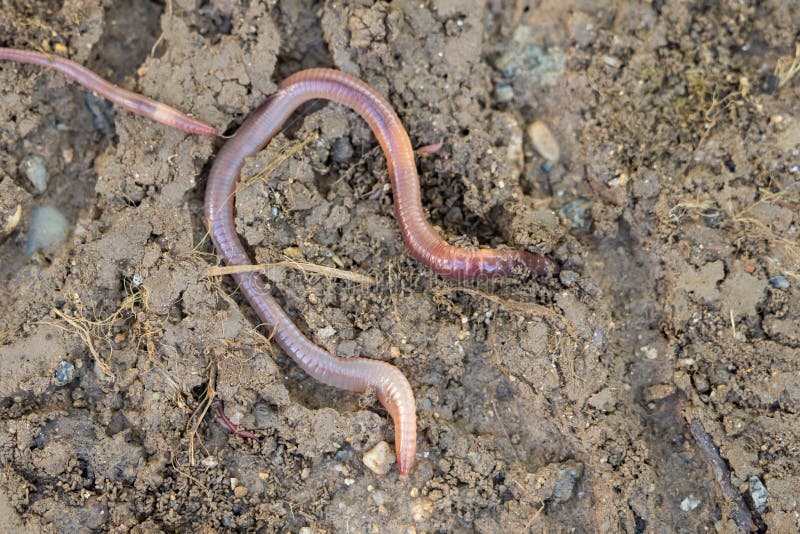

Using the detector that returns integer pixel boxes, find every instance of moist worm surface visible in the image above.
[0,48,218,136]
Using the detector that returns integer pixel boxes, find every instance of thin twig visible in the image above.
[685,416,755,533]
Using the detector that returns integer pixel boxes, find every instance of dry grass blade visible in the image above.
[668,198,721,223]
[47,308,116,381]
[204,260,376,285]
[236,134,318,194]
[186,362,217,467]
[37,286,152,383]
[731,187,800,280]
[775,43,800,89]
[668,186,800,280]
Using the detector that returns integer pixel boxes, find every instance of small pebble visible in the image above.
[640,345,659,360]
[768,275,789,289]
[26,205,70,254]
[331,137,354,164]
[748,476,767,513]
[494,84,515,103]
[692,373,711,394]
[587,387,615,413]
[592,331,605,347]
[20,155,48,193]
[318,326,336,339]
[527,120,560,163]
[552,461,583,502]
[372,490,387,506]
[560,198,593,232]
[54,361,74,386]
[201,456,219,468]
[680,494,701,511]
[559,270,579,285]
[233,485,248,499]
[362,441,395,475]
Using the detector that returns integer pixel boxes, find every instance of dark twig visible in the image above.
[686,416,755,533]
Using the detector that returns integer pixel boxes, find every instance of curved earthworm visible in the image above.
[206,69,559,474]
[208,69,559,279]
[0,48,217,136]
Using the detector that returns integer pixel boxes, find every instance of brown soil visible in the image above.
[1,0,799,532]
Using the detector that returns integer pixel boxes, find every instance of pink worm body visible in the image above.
[205,69,558,475]
[2,51,560,475]
[0,48,217,136]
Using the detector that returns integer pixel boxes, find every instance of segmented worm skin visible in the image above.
[0,48,218,136]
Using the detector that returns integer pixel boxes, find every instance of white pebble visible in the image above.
[21,155,48,193]
[527,120,560,163]
[26,205,69,254]
[318,326,336,339]
[680,494,701,511]
[201,456,219,468]
[640,345,658,360]
[362,441,395,475]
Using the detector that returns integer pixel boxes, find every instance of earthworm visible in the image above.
[0,48,217,136]
[207,69,559,280]
[206,69,560,474]
[215,401,260,441]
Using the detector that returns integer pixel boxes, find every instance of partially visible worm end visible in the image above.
[376,370,417,476]
[519,250,560,277]
[397,457,412,477]
[188,121,219,137]
[415,141,444,155]
[151,101,218,136]
[396,421,417,476]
